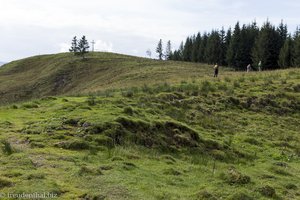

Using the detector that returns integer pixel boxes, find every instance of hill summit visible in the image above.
[0,52,213,104]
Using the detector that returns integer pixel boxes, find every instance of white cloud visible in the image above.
[94,40,113,52]
[59,43,70,53]
[0,0,300,61]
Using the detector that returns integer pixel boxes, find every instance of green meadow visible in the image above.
[0,53,299,199]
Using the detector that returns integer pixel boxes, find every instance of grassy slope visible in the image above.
[0,63,299,199]
[0,52,225,104]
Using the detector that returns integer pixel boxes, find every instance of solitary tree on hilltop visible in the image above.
[156,39,163,60]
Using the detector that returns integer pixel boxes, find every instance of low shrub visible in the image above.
[1,140,14,155]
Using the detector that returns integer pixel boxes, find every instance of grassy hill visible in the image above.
[0,53,300,199]
[0,52,225,104]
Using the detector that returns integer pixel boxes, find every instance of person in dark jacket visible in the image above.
[214,64,219,77]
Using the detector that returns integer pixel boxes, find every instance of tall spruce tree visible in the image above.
[227,22,242,69]
[183,37,193,61]
[219,27,227,65]
[278,35,293,68]
[156,39,163,60]
[293,30,300,67]
[198,32,208,63]
[165,40,172,60]
[236,22,259,70]
[192,33,201,62]
[205,30,221,64]
[224,28,232,65]
[277,20,288,49]
[252,21,281,70]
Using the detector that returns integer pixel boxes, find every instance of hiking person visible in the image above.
[213,64,219,77]
[258,61,262,71]
[246,64,251,73]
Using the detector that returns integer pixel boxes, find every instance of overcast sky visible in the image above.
[0,0,300,62]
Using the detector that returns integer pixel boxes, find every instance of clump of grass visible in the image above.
[238,76,245,83]
[111,156,124,162]
[263,77,273,85]
[228,191,253,200]
[293,83,300,92]
[78,166,103,176]
[79,193,106,200]
[30,142,46,148]
[161,155,177,164]
[54,140,90,150]
[0,177,13,189]
[200,80,216,95]
[210,150,227,161]
[22,102,39,109]
[142,84,153,94]
[125,153,141,160]
[10,104,18,109]
[1,140,14,155]
[224,76,231,83]
[121,89,134,98]
[257,185,276,198]
[86,95,96,106]
[41,96,57,101]
[0,121,13,128]
[152,82,172,93]
[233,80,241,88]
[285,183,297,190]
[244,137,261,146]
[94,135,114,148]
[122,162,137,170]
[217,82,228,91]
[163,168,182,176]
[26,173,46,180]
[221,167,251,185]
[270,166,291,176]
[281,78,287,84]
[195,190,218,200]
[99,165,113,171]
[123,106,134,115]
[63,118,80,126]
[249,76,258,82]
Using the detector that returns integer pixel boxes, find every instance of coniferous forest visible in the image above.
[163,20,300,70]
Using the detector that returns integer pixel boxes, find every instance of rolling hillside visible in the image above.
[0,53,300,199]
[0,52,226,104]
